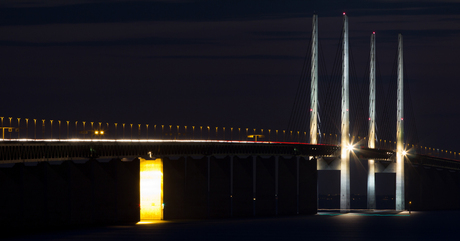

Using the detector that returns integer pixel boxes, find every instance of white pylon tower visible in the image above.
[367,32,376,209]
[340,13,350,212]
[310,14,318,145]
[395,34,405,211]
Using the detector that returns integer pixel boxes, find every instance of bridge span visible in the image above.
[3,139,458,171]
[0,139,397,164]
[0,140,336,164]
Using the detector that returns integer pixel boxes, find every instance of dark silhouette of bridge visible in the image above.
[1,14,460,225]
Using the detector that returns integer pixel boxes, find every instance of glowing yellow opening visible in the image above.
[140,157,163,220]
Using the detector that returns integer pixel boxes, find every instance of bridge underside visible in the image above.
[0,141,339,164]
[0,154,319,230]
[162,155,317,219]
[1,141,460,231]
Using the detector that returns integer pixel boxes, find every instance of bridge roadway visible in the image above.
[1,139,458,170]
[0,139,395,164]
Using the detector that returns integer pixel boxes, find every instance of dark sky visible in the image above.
[1,0,460,152]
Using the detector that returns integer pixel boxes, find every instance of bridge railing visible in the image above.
[1,116,459,161]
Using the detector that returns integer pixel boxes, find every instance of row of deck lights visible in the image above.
[1,117,305,142]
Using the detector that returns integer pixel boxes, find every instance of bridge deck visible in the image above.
[0,140,339,163]
[1,140,458,170]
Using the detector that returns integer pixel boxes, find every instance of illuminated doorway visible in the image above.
[140,158,163,220]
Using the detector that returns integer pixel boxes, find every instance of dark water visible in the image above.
[6,211,459,240]
[319,194,396,209]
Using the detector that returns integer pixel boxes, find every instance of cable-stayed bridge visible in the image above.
[1,14,460,226]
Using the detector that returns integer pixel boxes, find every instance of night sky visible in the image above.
[1,0,460,152]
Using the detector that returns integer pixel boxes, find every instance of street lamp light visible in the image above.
[17,118,21,139]
[74,121,78,138]
[92,129,105,139]
[26,118,29,139]
[247,134,265,142]
[50,120,53,139]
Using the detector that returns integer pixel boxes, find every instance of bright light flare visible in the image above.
[402,150,407,156]
[346,144,354,151]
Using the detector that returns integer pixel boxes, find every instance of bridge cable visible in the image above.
[291,44,311,136]
[321,24,344,144]
[317,39,331,143]
[349,44,369,143]
[375,48,387,149]
[287,37,312,136]
[404,60,420,147]
[380,42,399,147]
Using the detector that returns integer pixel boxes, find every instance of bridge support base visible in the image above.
[367,159,376,209]
[340,152,350,212]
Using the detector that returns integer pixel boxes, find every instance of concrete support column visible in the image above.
[230,155,233,217]
[296,156,300,214]
[184,156,187,205]
[207,156,210,218]
[253,155,256,216]
[275,156,279,215]
[367,160,376,209]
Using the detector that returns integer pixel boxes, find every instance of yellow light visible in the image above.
[95,131,99,135]
[402,150,407,156]
[140,158,163,220]
[100,131,104,135]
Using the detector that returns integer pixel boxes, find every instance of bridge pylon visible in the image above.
[367,32,376,210]
[310,14,319,145]
[395,34,405,211]
[340,13,350,212]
